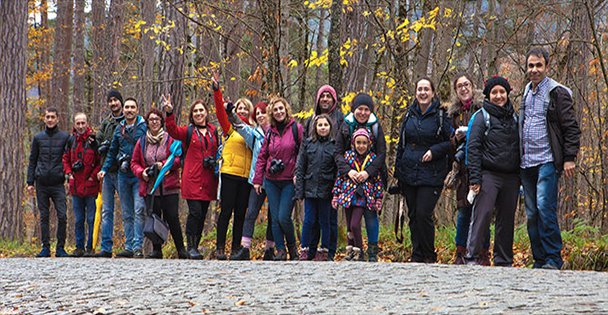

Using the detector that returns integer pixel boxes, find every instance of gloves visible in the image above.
[226,102,235,114]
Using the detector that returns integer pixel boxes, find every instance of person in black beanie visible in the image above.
[92,89,126,258]
[465,75,520,266]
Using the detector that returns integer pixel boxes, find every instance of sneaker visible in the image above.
[344,245,355,261]
[133,249,144,259]
[313,248,329,261]
[299,247,309,261]
[215,249,227,260]
[351,247,363,261]
[55,247,70,258]
[454,246,466,265]
[230,247,250,261]
[36,247,51,258]
[92,251,113,258]
[274,249,287,261]
[542,263,559,270]
[116,250,134,258]
[83,249,93,257]
[263,248,275,261]
[71,248,85,257]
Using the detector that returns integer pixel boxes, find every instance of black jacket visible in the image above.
[295,137,337,200]
[467,100,520,185]
[27,126,70,186]
[395,99,453,187]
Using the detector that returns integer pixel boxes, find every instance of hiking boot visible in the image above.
[71,248,85,258]
[36,247,51,258]
[133,249,144,259]
[352,247,363,261]
[287,243,298,261]
[479,249,491,266]
[542,263,559,270]
[83,249,93,257]
[313,248,329,261]
[92,250,112,258]
[55,247,70,258]
[187,235,203,260]
[454,245,466,265]
[177,248,189,259]
[344,245,354,261]
[215,248,227,260]
[367,244,379,263]
[263,248,275,261]
[274,249,287,261]
[299,247,309,261]
[231,247,250,261]
[116,250,134,258]
[146,249,163,259]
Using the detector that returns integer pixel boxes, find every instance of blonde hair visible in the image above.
[235,97,255,125]
[266,96,293,126]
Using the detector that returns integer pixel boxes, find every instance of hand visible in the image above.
[26,185,35,196]
[225,102,235,113]
[211,70,220,91]
[455,131,465,141]
[142,170,149,182]
[67,173,74,181]
[162,94,173,114]
[254,184,263,195]
[348,170,359,183]
[293,176,297,185]
[564,161,576,178]
[97,171,106,181]
[331,199,338,209]
[357,171,369,182]
[470,184,480,194]
[422,150,433,162]
[155,162,163,169]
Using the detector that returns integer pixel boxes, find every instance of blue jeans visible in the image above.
[363,208,379,244]
[100,172,118,253]
[455,206,490,248]
[117,173,145,252]
[301,198,331,249]
[521,162,562,269]
[73,195,96,251]
[264,179,296,250]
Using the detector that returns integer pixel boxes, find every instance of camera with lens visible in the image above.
[118,154,132,173]
[71,160,84,172]
[203,156,217,170]
[268,159,285,175]
[146,164,159,178]
[454,142,466,163]
[97,140,110,155]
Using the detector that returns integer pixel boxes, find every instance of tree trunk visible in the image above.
[73,0,86,113]
[314,9,326,89]
[50,0,74,127]
[159,0,187,120]
[278,0,291,97]
[328,0,343,94]
[0,0,28,240]
[139,0,156,112]
[413,0,437,78]
[91,0,106,124]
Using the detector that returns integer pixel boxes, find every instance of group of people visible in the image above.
[27,47,580,269]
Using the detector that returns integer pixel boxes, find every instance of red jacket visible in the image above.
[62,127,101,197]
[131,135,181,197]
[165,113,219,201]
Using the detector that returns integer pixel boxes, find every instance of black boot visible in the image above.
[187,235,203,260]
[175,240,188,259]
[263,248,275,261]
[287,243,298,261]
[215,247,227,260]
[231,247,250,261]
[367,243,378,262]
[146,244,163,259]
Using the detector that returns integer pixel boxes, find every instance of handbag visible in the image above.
[143,195,170,244]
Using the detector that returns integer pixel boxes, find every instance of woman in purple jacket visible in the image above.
[253,97,303,260]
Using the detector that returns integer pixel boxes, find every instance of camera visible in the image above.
[268,159,285,175]
[72,160,84,172]
[454,142,466,163]
[146,164,159,178]
[97,140,110,155]
[118,154,131,173]
[203,156,217,170]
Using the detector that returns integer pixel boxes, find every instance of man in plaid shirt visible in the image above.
[519,47,581,270]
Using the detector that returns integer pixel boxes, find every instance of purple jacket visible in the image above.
[253,118,303,184]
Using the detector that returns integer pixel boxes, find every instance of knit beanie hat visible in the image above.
[351,93,374,113]
[351,128,371,145]
[483,76,511,99]
[107,89,124,105]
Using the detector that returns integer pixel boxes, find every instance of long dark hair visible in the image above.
[310,114,333,142]
[188,99,210,125]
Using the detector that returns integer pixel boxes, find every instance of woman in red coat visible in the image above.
[164,97,219,259]
[131,108,187,259]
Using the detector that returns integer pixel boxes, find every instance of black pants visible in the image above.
[307,205,338,259]
[467,170,520,266]
[186,199,210,238]
[36,183,67,248]
[403,184,442,263]
[217,174,250,250]
[147,194,185,251]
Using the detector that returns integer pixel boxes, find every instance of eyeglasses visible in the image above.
[456,82,471,90]
[148,118,161,122]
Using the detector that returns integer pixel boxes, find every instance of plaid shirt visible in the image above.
[521,77,554,168]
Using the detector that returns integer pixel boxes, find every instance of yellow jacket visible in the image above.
[221,128,253,178]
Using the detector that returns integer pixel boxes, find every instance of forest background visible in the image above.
[0,0,607,269]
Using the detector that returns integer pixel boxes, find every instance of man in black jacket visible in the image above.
[27,108,70,258]
[520,47,581,270]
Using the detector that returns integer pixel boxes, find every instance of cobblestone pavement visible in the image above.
[1,258,607,314]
